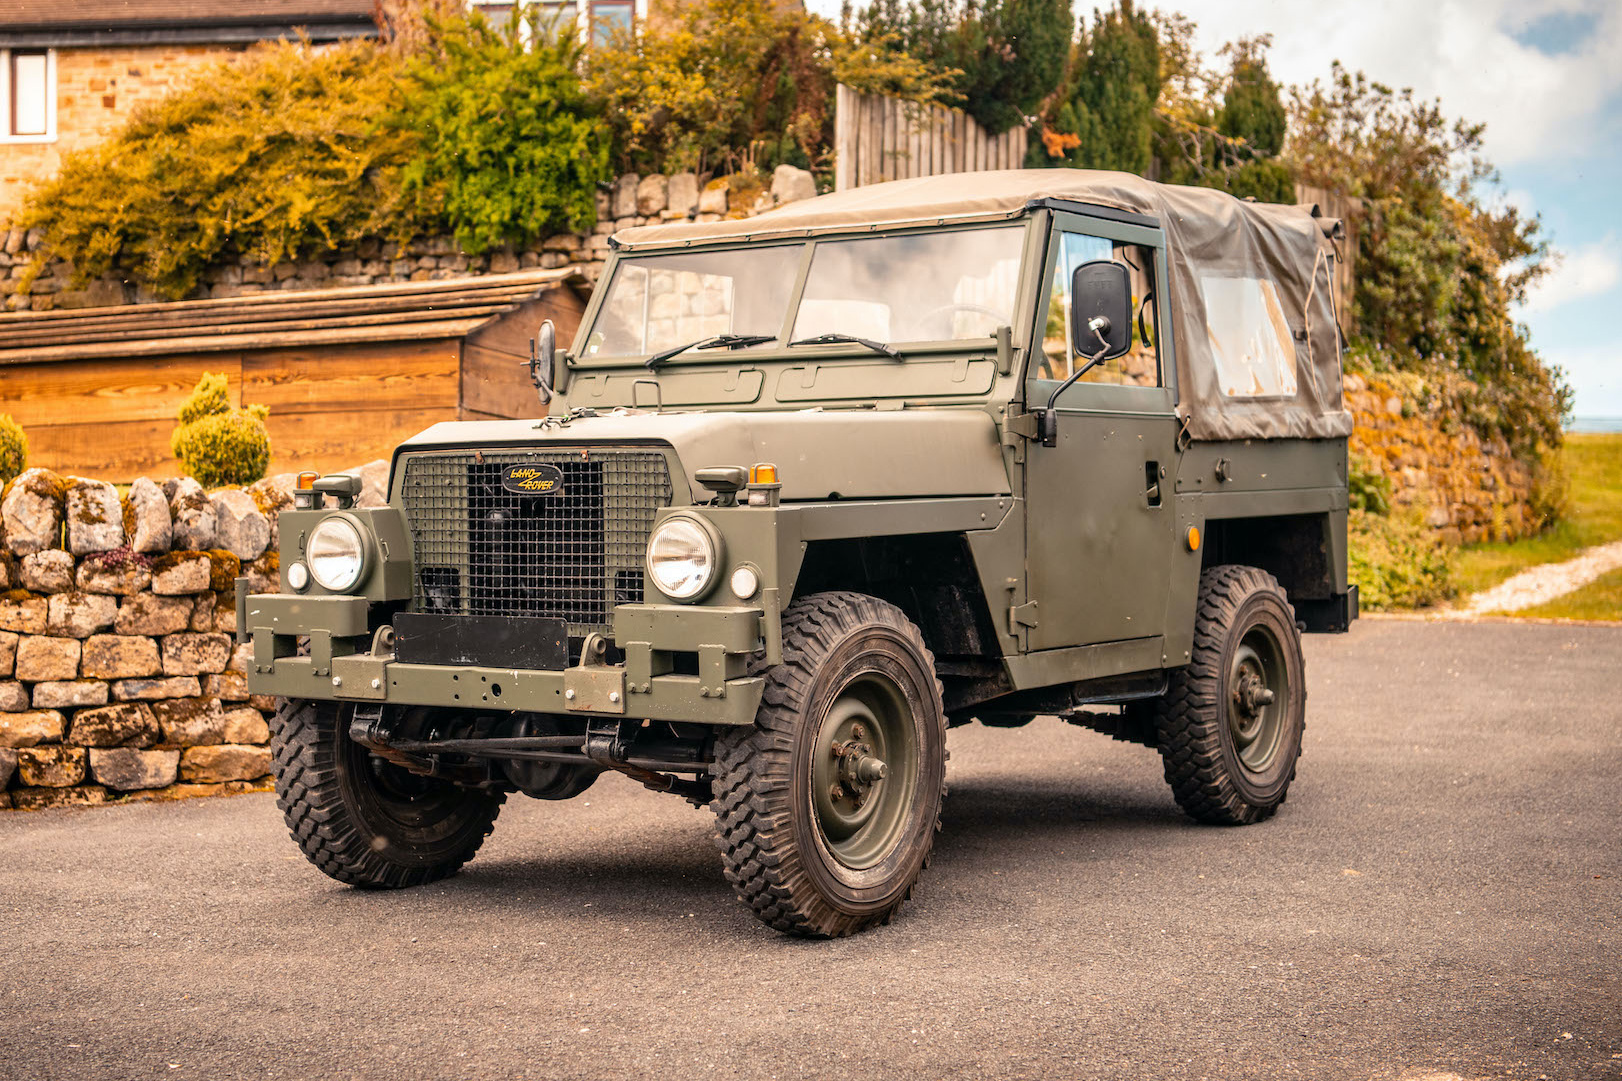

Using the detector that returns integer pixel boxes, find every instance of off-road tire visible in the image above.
[1154,565,1306,825]
[711,592,948,937]
[272,698,504,887]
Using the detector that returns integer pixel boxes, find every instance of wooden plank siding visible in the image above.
[834,86,1028,191]
[0,269,586,482]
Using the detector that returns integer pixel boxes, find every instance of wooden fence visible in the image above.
[833,85,1028,192]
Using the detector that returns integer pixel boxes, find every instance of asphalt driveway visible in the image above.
[1,619,1617,1080]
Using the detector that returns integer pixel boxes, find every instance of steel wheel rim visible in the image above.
[809,672,919,871]
[1228,625,1288,773]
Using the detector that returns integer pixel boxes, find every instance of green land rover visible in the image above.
[244,169,1357,937]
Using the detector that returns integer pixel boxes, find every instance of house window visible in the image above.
[2,49,56,143]
[589,0,634,44]
[472,1,584,40]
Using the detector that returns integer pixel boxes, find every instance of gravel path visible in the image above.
[1463,539,1622,614]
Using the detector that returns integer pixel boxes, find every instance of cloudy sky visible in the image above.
[809,0,1622,417]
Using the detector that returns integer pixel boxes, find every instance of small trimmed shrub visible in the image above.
[0,414,27,484]
[171,374,271,488]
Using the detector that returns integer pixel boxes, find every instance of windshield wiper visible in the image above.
[787,332,904,360]
[644,333,776,370]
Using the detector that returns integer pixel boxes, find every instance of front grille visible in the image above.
[400,448,673,637]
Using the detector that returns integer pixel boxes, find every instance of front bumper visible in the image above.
[242,591,769,726]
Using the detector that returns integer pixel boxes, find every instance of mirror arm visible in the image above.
[1039,321,1111,448]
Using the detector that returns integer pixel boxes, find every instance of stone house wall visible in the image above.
[0,44,239,223]
[0,461,386,811]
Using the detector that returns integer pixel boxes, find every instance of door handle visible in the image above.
[1145,461,1163,507]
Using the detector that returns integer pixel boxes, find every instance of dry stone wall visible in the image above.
[0,460,388,811]
[1344,373,1538,545]
[1,165,816,312]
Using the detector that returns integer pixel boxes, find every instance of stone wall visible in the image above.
[1345,373,1538,545]
[0,461,387,811]
[0,44,241,224]
[0,165,817,312]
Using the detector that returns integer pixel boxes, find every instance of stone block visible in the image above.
[81,634,162,679]
[21,550,75,593]
[770,164,816,205]
[540,233,582,253]
[0,681,27,712]
[169,477,217,550]
[227,642,252,675]
[65,478,124,554]
[161,632,232,675]
[0,709,64,747]
[488,249,519,274]
[0,747,14,788]
[213,601,237,635]
[151,552,212,595]
[206,672,249,702]
[75,551,153,596]
[245,474,295,548]
[248,694,277,712]
[127,477,172,553]
[0,595,46,634]
[15,636,80,681]
[611,173,640,219]
[112,676,202,701]
[667,172,698,216]
[10,785,108,810]
[211,489,269,560]
[0,629,19,672]
[636,174,669,216]
[152,696,225,747]
[180,743,271,783]
[699,178,729,216]
[89,747,179,791]
[68,702,160,748]
[18,745,87,787]
[32,680,109,709]
[189,592,216,632]
[46,591,118,637]
[221,707,270,744]
[1,467,65,556]
[114,594,192,636]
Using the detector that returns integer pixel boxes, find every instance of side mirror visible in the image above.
[1069,260,1132,361]
[528,320,557,405]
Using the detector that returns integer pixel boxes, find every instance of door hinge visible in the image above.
[1002,411,1040,446]
[1008,601,1039,633]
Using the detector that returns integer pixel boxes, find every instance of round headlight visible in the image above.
[646,516,719,601]
[307,517,367,593]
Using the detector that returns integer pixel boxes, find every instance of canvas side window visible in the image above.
[1200,276,1297,398]
[1039,232,1160,388]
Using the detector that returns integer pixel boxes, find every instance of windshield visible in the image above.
[583,246,801,358]
[792,227,1023,344]
[580,225,1026,363]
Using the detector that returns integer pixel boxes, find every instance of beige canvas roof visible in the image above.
[618,169,1353,442]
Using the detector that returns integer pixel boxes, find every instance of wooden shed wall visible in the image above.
[0,339,463,481]
[460,290,586,421]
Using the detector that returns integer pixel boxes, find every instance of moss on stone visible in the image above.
[204,550,242,592]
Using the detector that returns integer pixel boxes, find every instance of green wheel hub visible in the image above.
[1227,626,1288,772]
[809,673,919,870]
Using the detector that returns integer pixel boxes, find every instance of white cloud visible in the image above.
[1537,342,1622,416]
[1520,241,1622,314]
[1159,0,1622,167]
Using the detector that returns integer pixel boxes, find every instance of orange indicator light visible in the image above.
[1186,526,1201,552]
[296,471,319,490]
[749,463,779,486]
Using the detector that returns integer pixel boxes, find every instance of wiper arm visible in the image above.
[787,332,904,360]
[645,333,776,370]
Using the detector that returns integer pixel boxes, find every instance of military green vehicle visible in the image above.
[244,170,1356,937]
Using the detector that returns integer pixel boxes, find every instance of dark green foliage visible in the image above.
[0,415,26,484]
[1347,453,1393,516]
[22,40,421,300]
[1289,64,1570,458]
[1349,508,1456,610]
[398,8,609,253]
[1216,41,1285,157]
[171,374,271,488]
[1034,1,1160,171]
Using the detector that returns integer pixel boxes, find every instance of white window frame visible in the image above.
[467,0,644,46]
[1,48,58,145]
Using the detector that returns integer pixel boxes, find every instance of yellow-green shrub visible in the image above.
[171,374,271,488]
[1348,508,1455,610]
[0,414,26,484]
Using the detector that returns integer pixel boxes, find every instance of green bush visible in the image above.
[397,7,609,253]
[1348,508,1456,610]
[171,374,271,488]
[22,40,422,300]
[0,415,26,484]
[1347,453,1392,515]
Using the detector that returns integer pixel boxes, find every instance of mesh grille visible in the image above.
[400,448,673,637]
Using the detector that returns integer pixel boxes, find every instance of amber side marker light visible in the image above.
[747,462,782,507]
[1186,526,1201,552]
[294,471,321,510]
